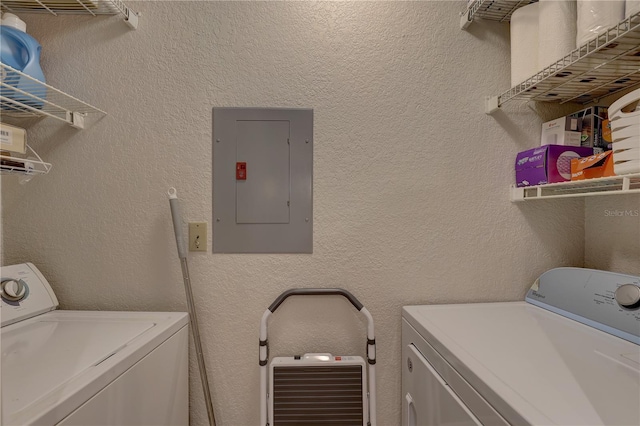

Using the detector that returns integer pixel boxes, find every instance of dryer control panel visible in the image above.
[1,263,58,327]
[526,268,640,345]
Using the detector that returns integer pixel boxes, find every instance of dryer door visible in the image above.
[402,344,481,426]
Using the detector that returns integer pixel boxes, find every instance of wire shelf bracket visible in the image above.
[0,63,106,129]
[510,173,640,202]
[460,0,538,30]
[0,0,139,29]
[0,144,52,183]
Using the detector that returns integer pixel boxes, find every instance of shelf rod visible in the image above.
[0,64,107,115]
[561,69,640,105]
[510,173,640,202]
[0,0,139,29]
[522,188,640,201]
[536,43,640,104]
[32,0,56,15]
[488,11,640,113]
[78,0,98,16]
[0,95,74,126]
[461,0,539,29]
[0,79,75,117]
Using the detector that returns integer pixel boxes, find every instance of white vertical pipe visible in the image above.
[361,307,376,426]
[260,309,271,426]
[168,188,217,426]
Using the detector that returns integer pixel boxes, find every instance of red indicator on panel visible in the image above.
[236,162,247,180]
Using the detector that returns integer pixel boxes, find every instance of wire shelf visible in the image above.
[487,11,640,113]
[461,0,537,28]
[0,0,139,28]
[0,63,106,129]
[0,144,51,182]
[511,173,640,201]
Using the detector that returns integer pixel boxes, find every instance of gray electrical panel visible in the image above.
[212,108,313,253]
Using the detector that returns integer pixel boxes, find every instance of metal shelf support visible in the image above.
[125,8,138,29]
[485,96,499,114]
[67,111,86,129]
[460,11,472,30]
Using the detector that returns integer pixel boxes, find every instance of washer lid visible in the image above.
[403,302,640,426]
[1,310,188,426]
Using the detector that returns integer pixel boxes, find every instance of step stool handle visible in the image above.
[268,288,364,312]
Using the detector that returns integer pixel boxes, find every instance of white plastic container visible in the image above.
[611,135,640,150]
[614,159,640,175]
[626,0,640,18]
[576,0,625,46]
[613,148,640,162]
[611,125,640,143]
[608,88,640,118]
[510,3,539,86]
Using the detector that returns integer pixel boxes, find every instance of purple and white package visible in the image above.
[515,145,594,187]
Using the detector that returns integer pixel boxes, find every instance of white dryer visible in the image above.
[402,267,640,425]
[1,263,189,426]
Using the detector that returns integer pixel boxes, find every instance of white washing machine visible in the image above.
[402,267,640,425]
[1,263,189,426]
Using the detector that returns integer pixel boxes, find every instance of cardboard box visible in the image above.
[0,123,26,154]
[569,106,612,150]
[571,151,615,180]
[515,145,594,187]
[541,116,581,146]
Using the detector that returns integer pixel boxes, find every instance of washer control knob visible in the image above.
[1,279,27,302]
[615,284,640,309]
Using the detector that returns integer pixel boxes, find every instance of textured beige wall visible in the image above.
[2,2,587,425]
[585,196,640,275]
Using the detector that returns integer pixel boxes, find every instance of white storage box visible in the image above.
[0,123,26,154]
[541,117,581,146]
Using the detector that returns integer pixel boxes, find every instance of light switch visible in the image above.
[189,222,207,252]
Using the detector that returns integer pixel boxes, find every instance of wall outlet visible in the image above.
[189,222,207,252]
